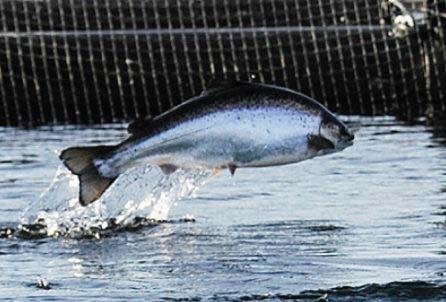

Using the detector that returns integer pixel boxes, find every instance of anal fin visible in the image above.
[159,164,178,175]
[228,164,237,176]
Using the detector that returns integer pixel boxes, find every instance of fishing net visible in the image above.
[0,0,444,126]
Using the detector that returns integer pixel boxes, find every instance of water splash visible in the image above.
[20,165,213,238]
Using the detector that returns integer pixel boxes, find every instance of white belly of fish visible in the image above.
[98,108,321,177]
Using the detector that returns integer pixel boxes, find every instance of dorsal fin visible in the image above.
[128,80,247,134]
[201,80,245,97]
[127,116,154,134]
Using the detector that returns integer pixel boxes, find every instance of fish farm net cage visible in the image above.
[0,0,444,126]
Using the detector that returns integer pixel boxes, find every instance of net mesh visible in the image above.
[0,0,444,126]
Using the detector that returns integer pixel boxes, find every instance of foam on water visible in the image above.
[20,165,213,237]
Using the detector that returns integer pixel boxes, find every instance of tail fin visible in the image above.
[59,146,116,206]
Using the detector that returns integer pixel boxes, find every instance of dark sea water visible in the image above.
[1,117,446,301]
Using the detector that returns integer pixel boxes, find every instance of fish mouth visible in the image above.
[341,128,355,142]
[337,137,354,149]
[338,128,355,149]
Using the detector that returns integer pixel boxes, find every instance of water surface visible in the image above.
[1,117,446,301]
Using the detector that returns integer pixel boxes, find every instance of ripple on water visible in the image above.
[0,118,446,301]
[159,281,446,301]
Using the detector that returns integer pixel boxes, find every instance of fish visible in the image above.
[60,81,354,206]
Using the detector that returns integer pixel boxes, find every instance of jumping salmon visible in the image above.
[60,81,354,206]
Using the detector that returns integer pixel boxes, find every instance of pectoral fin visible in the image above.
[307,134,335,151]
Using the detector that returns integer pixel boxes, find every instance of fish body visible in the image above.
[60,81,354,205]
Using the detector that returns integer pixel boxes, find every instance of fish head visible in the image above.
[319,112,354,149]
[307,111,354,153]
